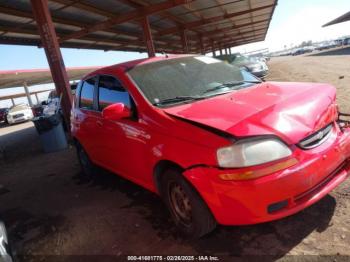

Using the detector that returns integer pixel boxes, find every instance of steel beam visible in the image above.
[58,0,193,43]
[0,89,53,101]
[30,0,73,127]
[141,16,155,57]
[180,30,189,53]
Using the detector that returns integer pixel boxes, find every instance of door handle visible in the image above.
[96,120,103,127]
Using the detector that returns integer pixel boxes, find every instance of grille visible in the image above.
[298,124,333,149]
[13,113,24,119]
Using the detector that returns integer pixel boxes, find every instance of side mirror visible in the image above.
[102,103,131,121]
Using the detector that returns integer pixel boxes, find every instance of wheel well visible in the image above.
[72,137,80,146]
[153,160,184,194]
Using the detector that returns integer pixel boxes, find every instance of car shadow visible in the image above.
[73,167,336,259]
[307,47,350,56]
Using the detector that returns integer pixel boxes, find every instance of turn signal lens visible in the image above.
[219,158,298,181]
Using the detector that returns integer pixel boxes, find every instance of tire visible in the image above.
[160,168,217,239]
[76,142,96,179]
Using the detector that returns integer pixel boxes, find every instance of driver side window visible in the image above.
[97,75,131,111]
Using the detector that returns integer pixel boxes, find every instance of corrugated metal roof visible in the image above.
[0,67,102,89]
[0,0,278,53]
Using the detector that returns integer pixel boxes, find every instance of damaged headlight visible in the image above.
[217,138,292,168]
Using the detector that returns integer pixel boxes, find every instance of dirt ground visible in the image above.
[1,48,350,261]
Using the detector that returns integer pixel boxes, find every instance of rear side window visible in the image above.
[80,78,95,110]
[98,75,131,111]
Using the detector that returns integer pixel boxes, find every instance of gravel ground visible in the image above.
[0,48,350,261]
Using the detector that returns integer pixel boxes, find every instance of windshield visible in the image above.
[128,56,260,106]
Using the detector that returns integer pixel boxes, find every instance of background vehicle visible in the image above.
[216,53,268,78]
[6,104,33,125]
[72,55,350,239]
[0,108,8,123]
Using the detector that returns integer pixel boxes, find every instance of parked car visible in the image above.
[72,55,350,238]
[216,53,268,78]
[316,41,338,51]
[6,104,33,125]
[291,48,307,56]
[0,108,8,123]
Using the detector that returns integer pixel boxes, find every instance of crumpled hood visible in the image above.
[163,82,338,145]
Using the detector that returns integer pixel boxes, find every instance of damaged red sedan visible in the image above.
[71,55,350,238]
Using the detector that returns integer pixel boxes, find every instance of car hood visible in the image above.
[233,61,258,68]
[8,109,31,115]
[163,82,337,145]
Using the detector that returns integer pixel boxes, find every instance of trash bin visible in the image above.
[32,113,68,153]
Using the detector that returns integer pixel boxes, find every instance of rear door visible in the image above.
[73,76,101,161]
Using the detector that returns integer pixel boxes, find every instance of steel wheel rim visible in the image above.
[169,182,192,227]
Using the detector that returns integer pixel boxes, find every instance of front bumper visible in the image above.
[183,124,350,225]
[7,116,31,124]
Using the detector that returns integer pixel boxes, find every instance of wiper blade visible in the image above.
[222,80,262,86]
[202,80,261,94]
[153,96,204,106]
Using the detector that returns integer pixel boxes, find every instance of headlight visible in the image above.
[217,138,292,168]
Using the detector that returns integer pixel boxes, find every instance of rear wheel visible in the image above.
[76,142,96,179]
[160,168,217,239]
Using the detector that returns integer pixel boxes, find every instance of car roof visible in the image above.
[83,54,194,80]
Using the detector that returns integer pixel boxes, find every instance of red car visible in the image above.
[71,55,350,238]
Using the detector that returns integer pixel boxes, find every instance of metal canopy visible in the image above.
[0,0,278,54]
[323,11,350,27]
[0,67,100,89]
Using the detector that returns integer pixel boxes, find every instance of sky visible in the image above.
[231,0,350,53]
[0,0,349,107]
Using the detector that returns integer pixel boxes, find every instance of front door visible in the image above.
[95,75,151,186]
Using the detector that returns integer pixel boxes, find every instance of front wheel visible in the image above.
[160,169,217,239]
[76,142,96,179]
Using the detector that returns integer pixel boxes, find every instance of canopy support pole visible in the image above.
[180,30,189,53]
[23,82,33,107]
[211,40,215,57]
[199,35,204,55]
[35,93,40,104]
[30,0,72,128]
[141,16,155,57]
